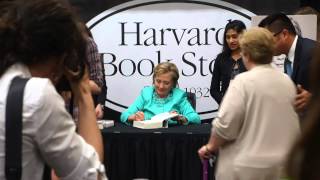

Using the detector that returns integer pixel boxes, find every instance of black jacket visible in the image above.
[210,54,246,104]
[291,36,318,90]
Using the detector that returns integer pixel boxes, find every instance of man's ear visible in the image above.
[282,29,290,39]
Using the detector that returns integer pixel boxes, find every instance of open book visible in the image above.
[133,112,179,129]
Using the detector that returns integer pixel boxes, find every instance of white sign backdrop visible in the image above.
[87,0,255,120]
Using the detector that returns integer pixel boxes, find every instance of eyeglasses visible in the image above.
[273,29,283,37]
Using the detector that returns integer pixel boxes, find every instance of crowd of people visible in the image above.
[199,27,301,180]
[0,0,319,179]
[199,12,319,180]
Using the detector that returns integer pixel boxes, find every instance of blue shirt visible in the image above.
[120,86,201,125]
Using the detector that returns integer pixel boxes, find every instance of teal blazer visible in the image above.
[120,86,200,125]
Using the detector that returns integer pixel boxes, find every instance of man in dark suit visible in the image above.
[258,13,317,115]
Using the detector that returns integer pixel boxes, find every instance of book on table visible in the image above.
[133,112,179,129]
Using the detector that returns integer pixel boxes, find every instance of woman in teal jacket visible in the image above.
[121,62,200,125]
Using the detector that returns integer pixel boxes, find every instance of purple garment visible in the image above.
[203,159,208,180]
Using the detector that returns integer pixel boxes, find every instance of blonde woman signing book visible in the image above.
[120,62,200,126]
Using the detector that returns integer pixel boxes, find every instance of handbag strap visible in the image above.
[5,76,29,180]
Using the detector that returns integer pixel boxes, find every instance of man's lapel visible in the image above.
[292,36,302,82]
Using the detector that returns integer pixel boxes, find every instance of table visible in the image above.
[101,122,214,180]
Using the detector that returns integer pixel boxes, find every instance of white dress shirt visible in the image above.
[271,35,298,73]
[0,63,107,180]
[287,35,298,68]
[212,64,300,180]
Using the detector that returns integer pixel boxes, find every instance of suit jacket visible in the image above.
[292,37,317,90]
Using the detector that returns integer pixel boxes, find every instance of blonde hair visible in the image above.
[153,62,179,87]
[240,27,275,64]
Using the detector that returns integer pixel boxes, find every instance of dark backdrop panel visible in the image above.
[69,0,315,22]
[300,0,320,11]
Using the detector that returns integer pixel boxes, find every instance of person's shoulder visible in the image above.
[232,65,265,83]
[300,36,317,44]
[234,69,251,80]
[299,36,317,49]
[140,86,154,96]
[298,37,318,59]
[171,88,186,97]
[25,78,60,107]
[215,53,226,62]
[28,77,55,92]
[141,86,153,91]
[28,77,57,92]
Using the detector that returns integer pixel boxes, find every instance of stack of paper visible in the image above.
[97,120,114,129]
[133,112,179,129]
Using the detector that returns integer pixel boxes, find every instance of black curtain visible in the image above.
[301,0,320,11]
[69,0,311,22]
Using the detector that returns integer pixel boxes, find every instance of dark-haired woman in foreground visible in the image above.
[0,0,106,179]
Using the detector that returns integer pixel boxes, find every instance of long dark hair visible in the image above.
[286,45,320,180]
[0,0,87,79]
[219,20,246,59]
[0,1,17,75]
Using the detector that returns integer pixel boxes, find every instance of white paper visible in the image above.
[133,112,179,129]
[151,112,179,121]
[97,120,114,129]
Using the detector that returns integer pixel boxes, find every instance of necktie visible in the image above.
[284,57,292,76]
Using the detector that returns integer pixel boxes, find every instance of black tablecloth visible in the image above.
[101,122,214,180]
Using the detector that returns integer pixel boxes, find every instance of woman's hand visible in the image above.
[170,111,188,125]
[135,111,145,121]
[64,66,91,102]
[60,91,72,103]
[95,104,104,119]
[294,84,311,112]
[198,144,214,162]
[128,111,145,122]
